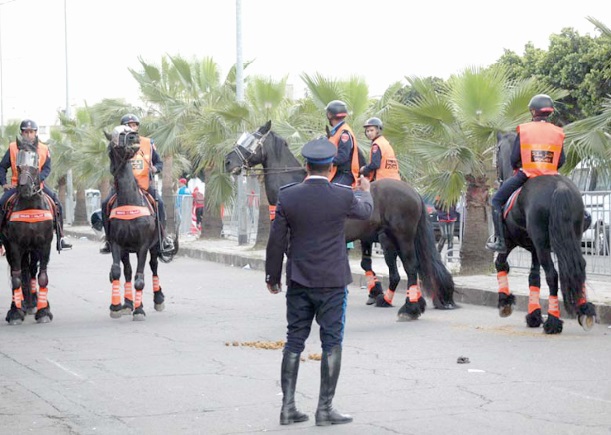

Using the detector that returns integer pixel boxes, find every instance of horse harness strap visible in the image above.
[107,190,156,220]
[5,193,56,222]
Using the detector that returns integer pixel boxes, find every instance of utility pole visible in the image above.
[235,0,249,245]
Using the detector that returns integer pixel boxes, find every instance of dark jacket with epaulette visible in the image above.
[265,177,373,288]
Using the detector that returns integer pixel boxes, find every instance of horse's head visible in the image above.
[105,125,141,162]
[224,120,272,175]
[496,131,517,183]
[15,148,41,198]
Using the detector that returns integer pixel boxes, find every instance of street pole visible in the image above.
[64,0,74,225]
[235,0,248,245]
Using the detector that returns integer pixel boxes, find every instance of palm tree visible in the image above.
[386,67,567,274]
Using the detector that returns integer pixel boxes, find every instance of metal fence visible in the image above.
[222,175,260,243]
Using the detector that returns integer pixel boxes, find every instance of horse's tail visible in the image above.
[414,198,456,308]
[549,185,586,315]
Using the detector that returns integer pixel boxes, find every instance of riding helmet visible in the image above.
[120,113,140,125]
[528,94,554,115]
[20,119,38,131]
[325,100,348,118]
[363,117,383,130]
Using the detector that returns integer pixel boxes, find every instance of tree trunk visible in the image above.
[459,175,495,275]
[162,155,176,233]
[57,175,67,207]
[254,182,270,249]
[73,184,88,226]
[100,178,111,199]
[201,168,223,239]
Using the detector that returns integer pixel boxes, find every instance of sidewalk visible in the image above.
[64,226,611,325]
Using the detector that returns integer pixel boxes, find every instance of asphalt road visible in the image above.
[0,238,610,435]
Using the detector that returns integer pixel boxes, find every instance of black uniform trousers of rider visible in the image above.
[285,282,347,354]
[491,170,529,209]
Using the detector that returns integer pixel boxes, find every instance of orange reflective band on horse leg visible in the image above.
[497,271,510,295]
[527,286,541,314]
[135,290,143,308]
[37,287,48,310]
[124,282,133,302]
[577,284,587,306]
[408,285,420,303]
[384,289,395,304]
[269,205,276,221]
[365,271,378,291]
[30,278,37,294]
[13,287,23,309]
[111,280,121,306]
[548,295,560,318]
[153,276,160,292]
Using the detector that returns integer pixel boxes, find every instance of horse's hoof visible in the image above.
[6,307,25,325]
[36,315,52,324]
[8,317,23,325]
[498,305,513,318]
[26,307,37,315]
[375,294,393,308]
[578,314,595,331]
[121,300,134,315]
[543,315,563,334]
[153,290,165,308]
[133,306,146,321]
[397,312,420,322]
[366,296,376,305]
[525,309,543,328]
[109,310,122,319]
[397,303,421,321]
[154,302,165,312]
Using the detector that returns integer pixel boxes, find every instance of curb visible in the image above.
[65,229,611,325]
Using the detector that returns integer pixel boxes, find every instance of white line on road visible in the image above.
[46,358,86,380]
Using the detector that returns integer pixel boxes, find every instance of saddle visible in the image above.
[106,189,156,220]
[3,192,56,224]
[502,187,523,219]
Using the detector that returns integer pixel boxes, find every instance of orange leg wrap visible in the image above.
[13,287,23,309]
[111,280,121,306]
[384,289,395,305]
[365,271,378,291]
[577,284,587,306]
[30,278,37,294]
[37,287,48,310]
[153,276,160,293]
[527,286,541,314]
[497,271,510,295]
[135,290,143,308]
[548,295,560,318]
[124,282,133,302]
[408,285,420,303]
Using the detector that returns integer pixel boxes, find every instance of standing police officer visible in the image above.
[325,100,361,188]
[486,94,566,253]
[359,117,401,181]
[266,137,373,426]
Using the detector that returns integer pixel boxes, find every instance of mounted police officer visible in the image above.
[486,94,566,253]
[325,100,361,188]
[99,114,173,254]
[266,137,373,426]
[359,117,401,181]
[0,119,72,251]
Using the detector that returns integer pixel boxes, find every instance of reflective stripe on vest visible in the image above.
[328,124,360,188]
[369,136,400,181]
[9,141,49,187]
[130,137,152,190]
[518,122,564,177]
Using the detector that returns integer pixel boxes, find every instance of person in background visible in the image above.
[265,137,373,426]
[435,197,459,257]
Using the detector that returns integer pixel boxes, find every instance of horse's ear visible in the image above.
[261,120,271,134]
[104,130,112,141]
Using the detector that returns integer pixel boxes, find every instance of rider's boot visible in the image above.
[99,210,111,254]
[99,236,111,254]
[485,205,507,253]
[54,206,72,251]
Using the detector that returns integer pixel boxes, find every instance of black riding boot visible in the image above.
[54,207,72,251]
[315,346,353,426]
[99,211,111,254]
[485,206,507,253]
[279,350,309,425]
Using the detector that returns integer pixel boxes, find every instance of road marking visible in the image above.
[46,358,85,379]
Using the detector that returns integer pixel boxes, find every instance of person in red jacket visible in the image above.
[486,94,565,253]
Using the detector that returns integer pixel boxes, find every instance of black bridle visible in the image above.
[231,130,303,175]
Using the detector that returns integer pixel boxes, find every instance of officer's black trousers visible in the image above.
[285,283,347,354]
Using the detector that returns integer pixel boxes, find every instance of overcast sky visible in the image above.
[0,0,608,125]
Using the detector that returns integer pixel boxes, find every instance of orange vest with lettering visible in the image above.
[130,136,153,190]
[518,122,564,177]
[369,136,400,181]
[9,141,49,187]
[328,123,360,188]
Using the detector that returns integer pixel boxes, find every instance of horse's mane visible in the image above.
[496,131,517,183]
[267,131,301,167]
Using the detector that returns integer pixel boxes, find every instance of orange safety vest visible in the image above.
[368,136,400,181]
[130,136,153,190]
[9,141,49,187]
[518,122,564,177]
[328,123,360,188]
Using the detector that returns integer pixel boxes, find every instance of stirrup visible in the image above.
[161,237,174,253]
[485,236,506,253]
[60,238,72,250]
[99,240,111,254]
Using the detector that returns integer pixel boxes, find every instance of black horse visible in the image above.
[494,132,596,333]
[104,126,177,320]
[1,142,54,325]
[225,121,456,320]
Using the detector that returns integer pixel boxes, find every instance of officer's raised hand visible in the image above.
[356,175,370,192]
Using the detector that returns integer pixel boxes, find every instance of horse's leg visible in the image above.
[34,245,53,324]
[5,248,25,325]
[538,249,563,334]
[576,284,597,331]
[132,246,149,321]
[360,240,383,305]
[374,234,400,308]
[29,252,39,311]
[121,251,134,315]
[20,253,35,315]
[109,244,123,319]
[495,250,516,317]
[525,252,543,328]
[395,238,425,321]
[149,246,165,312]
